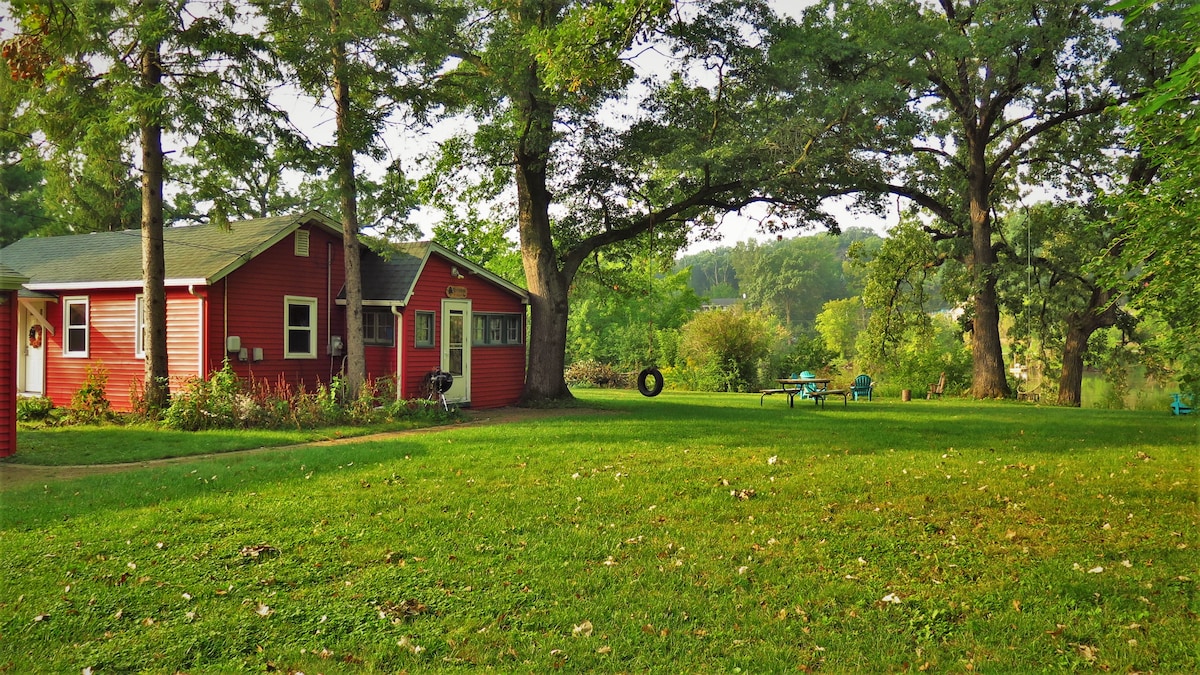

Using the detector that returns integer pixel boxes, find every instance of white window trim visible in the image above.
[284,295,318,359]
[134,294,146,358]
[63,296,89,358]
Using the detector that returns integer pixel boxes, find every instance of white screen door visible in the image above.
[441,299,471,403]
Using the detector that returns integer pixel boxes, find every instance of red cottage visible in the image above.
[1,211,528,413]
[1,263,30,456]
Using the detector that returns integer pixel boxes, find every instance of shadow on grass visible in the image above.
[0,437,432,530]
[2,391,1194,532]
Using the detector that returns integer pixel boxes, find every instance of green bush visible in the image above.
[17,396,56,423]
[679,307,785,392]
[163,362,458,431]
[69,364,112,424]
[874,314,972,394]
[771,332,839,380]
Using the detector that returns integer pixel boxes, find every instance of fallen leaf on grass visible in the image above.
[240,544,279,559]
[397,636,424,654]
[572,620,593,637]
[255,603,272,617]
[596,645,612,655]
[881,593,902,604]
[378,599,427,622]
[1076,643,1098,662]
[1087,566,1104,574]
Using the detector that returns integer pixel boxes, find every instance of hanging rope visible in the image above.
[639,218,663,397]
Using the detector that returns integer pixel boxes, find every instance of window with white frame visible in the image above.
[64,296,89,357]
[135,294,145,357]
[284,296,318,358]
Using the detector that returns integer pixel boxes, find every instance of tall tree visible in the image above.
[729,235,848,329]
[0,95,45,246]
[256,0,446,397]
[998,1,1190,406]
[4,0,281,409]
[1000,204,1127,406]
[766,0,1128,398]
[420,0,825,404]
[1100,0,1200,395]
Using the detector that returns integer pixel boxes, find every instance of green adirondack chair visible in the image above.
[851,374,874,401]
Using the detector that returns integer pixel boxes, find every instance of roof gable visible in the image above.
[1,211,341,289]
[352,242,528,305]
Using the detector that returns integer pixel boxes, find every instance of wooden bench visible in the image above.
[810,389,849,408]
[760,388,807,407]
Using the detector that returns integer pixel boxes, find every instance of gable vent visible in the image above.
[294,229,310,257]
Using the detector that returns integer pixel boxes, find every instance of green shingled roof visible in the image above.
[345,241,528,305]
[0,211,340,287]
[359,242,429,302]
[0,262,29,291]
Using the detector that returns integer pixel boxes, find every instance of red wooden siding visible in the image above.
[400,253,526,409]
[213,225,348,393]
[40,289,202,412]
[364,340,397,390]
[1,291,17,456]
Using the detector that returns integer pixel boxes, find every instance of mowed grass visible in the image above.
[8,420,449,467]
[0,390,1196,673]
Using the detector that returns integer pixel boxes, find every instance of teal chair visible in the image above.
[851,374,874,401]
[1171,393,1194,416]
[799,371,818,399]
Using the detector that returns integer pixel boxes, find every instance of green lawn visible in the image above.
[7,420,448,466]
[1,390,1196,673]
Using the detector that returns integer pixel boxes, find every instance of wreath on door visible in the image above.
[27,325,42,349]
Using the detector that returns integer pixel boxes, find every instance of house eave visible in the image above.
[336,299,405,307]
[23,278,210,292]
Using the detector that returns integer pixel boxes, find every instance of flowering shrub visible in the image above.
[162,361,458,431]
[69,364,112,424]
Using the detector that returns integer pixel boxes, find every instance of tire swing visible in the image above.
[638,366,664,397]
[637,221,665,398]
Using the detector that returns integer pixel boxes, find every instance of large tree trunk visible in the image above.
[331,0,364,397]
[140,35,169,411]
[967,149,1010,399]
[515,89,571,404]
[1057,289,1118,407]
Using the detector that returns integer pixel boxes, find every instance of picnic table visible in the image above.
[760,378,848,408]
